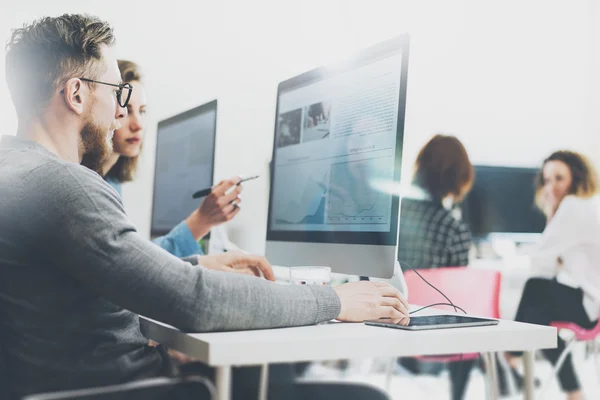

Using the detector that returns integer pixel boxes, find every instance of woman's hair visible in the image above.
[413,134,474,203]
[105,59,143,182]
[534,150,599,212]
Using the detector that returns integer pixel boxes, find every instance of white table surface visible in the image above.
[140,316,556,367]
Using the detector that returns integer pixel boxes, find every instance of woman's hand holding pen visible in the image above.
[185,177,243,240]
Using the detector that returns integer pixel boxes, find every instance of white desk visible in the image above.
[140,316,556,400]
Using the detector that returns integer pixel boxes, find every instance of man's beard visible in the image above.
[80,120,113,173]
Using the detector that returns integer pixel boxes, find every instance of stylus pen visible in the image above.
[192,175,259,199]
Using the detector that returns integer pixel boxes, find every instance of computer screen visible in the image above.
[265,35,410,278]
[151,100,217,236]
[461,165,546,239]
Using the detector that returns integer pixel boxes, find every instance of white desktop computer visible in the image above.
[265,35,410,279]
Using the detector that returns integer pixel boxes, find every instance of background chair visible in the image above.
[22,376,215,400]
[540,317,600,396]
[397,267,502,400]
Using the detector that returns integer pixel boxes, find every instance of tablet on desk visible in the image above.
[365,315,499,331]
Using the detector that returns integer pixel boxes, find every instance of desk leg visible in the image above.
[523,351,535,400]
[216,366,232,400]
[483,352,499,400]
[258,364,269,400]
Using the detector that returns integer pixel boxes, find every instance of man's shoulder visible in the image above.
[3,149,112,210]
[0,136,102,188]
[22,157,103,194]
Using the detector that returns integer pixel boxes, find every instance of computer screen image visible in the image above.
[266,35,410,278]
[461,165,546,240]
[151,100,217,236]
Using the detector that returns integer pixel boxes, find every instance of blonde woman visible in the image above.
[88,60,242,257]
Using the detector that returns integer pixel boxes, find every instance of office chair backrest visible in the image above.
[23,376,215,400]
[404,267,501,318]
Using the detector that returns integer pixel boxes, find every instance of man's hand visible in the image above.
[197,252,275,281]
[185,177,243,240]
[334,281,410,325]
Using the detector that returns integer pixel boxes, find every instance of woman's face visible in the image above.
[112,80,147,157]
[542,160,573,208]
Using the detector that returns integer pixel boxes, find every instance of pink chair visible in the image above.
[541,317,600,395]
[402,267,502,397]
[404,266,501,318]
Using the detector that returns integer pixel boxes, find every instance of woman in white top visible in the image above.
[507,150,600,400]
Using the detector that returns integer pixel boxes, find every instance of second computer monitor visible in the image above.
[265,35,410,278]
[151,100,217,237]
[462,165,546,241]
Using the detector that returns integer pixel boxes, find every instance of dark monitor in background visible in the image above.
[265,35,410,278]
[151,100,217,236]
[462,165,546,241]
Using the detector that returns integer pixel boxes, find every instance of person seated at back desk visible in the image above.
[396,134,475,400]
[503,150,600,400]
[0,14,411,400]
[81,60,241,258]
[397,134,474,271]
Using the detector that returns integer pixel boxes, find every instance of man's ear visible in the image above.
[61,78,87,115]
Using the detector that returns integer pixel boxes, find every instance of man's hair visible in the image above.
[5,14,115,119]
[535,150,599,213]
[413,134,475,203]
[105,60,144,183]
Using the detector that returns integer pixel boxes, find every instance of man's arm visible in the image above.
[25,163,340,332]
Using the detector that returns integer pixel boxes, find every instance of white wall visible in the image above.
[2,0,598,254]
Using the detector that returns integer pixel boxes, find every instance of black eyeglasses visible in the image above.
[80,78,133,108]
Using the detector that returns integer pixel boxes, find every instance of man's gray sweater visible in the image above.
[0,135,340,397]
